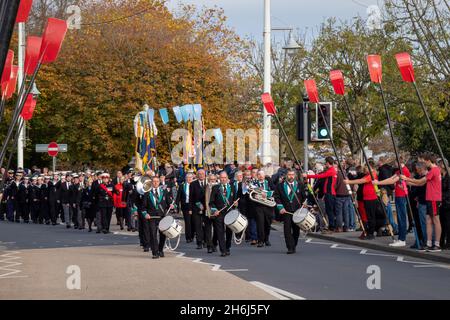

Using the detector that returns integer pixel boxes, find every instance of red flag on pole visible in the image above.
[330,70,345,95]
[1,50,14,86]
[39,18,68,64]
[395,52,415,83]
[20,94,37,120]
[367,55,382,83]
[25,36,42,75]
[304,79,320,103]
[5,66,19,99]
[261,93,277,115]
[16,0,33,23]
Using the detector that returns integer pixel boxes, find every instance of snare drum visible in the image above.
[292,207,316,232]
[158,216,183,239]
[224,210,248,234]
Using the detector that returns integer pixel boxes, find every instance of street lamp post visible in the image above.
[262,0,271,166]
[17,22,26,169]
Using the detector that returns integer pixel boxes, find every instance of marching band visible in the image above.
[0,163,315,257]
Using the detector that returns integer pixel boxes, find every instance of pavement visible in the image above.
[1,219,450,300]
[305,229,450,264]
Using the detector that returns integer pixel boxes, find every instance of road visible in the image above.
[1,220,449,300]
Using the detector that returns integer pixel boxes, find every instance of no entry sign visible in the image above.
[47,142,59,157]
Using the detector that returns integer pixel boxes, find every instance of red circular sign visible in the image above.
[47,142,59,157]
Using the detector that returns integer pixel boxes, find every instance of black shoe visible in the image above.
[66,225,71,229]
[143,248,149,252]
[196,245,203,250]
[52,222,57,226]
[158,251,165,258]
[361,235,375,240]
[427,245,442,252]
[96,230,101,234]
[220,253,227,257]
[152,255,159,259]
[102,230,108,234]
[226,251,230,256]
[88,229,92,232]
[257,242,264,247]
[127,228,131,232]
[15,220,20,223]
[265,241,271,247]
[287,250,295,254]
[212,246,217,252]
[207,248,213,254]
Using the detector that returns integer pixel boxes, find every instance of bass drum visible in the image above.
[224,210,248,234]
[292,207,316,232]
[159,216,183,239]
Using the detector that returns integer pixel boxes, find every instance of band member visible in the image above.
[141,176,174,259]
[113,176,127,230]
[82,178,95,232]
[124,170,137,232]
[60,173,72,228]
[48,174,61,225]
[204,173,218,253]
[96,173,114,234]
[6,172,22,222]
[37,176,49,224]
[17,176,30,223]
[176,173,193,243]
[29,176,41,224]
[190,169,207,249]
[70,174,83,229]
[274,169,306,254]
[241,170,258,244]
[209,171,237,257]
[253,170,274,247]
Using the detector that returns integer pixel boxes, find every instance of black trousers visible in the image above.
[364,200,378,235]
[255,204,273,243]
[283,213,300,251]
[49,201,58,223]
[17,202,29,222]
[191,212,204,245]
[440,205,450,247]
[30,202,40,222]
[100,207,113,232]
[39,204,50,223]
[205,215,226,253]
[138,212,145,246]
[182,209,193,241]
[143,218,166,255]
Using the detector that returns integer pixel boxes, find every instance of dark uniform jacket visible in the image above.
[96,183,114,208]
[209,183,237,215]
[69,183,82,207]
[60,181,71,204]
[274,180,305,214]
[189,179,207,215]
[176,182,192,211]
[142,187,173,218]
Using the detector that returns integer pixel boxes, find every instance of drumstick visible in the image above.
[215,198,240,215]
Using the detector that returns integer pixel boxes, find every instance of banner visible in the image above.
[159,108,169,124]
[172,106,182,123]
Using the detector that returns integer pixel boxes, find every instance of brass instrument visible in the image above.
[248,183,276,208]
[135,175,152,195]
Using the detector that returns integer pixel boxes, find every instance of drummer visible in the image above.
[141,175,174,259]
[274,169,306,254]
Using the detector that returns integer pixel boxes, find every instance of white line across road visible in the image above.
[250,281,305,300]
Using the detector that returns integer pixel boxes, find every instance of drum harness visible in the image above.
[160,199,181,251]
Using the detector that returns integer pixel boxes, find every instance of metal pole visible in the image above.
[303,102,309,171]
[53,156,56,173]
[17,22,26,169]
[262,0,272,165]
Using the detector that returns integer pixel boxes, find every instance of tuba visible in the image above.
[136,175,152,195]
[248,183,276,208]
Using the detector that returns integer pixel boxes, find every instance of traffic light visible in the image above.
[315,102,332,141]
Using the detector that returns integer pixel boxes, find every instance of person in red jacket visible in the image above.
[113,177,127,230]
[303,157,338,231]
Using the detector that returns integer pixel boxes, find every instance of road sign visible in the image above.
[47,142,59,157]
[35,144,68,153]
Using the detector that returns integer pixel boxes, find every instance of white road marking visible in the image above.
[174,252,248,272]
[250,281,305,300]
[0,251,27,279]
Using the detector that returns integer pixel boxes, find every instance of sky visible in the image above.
[166,0,382,42]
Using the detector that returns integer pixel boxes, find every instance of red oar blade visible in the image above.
[16,0,33,23]
[21,93,37,120]
[25,36,42,75]
[261,93,277,115]
[5,66,19,99]
[39,18,68,64]
[330,70,345,95]
[304,79,320,103]
[1,50,14,86]
[395,52,415,83]
[367,55,382,83]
